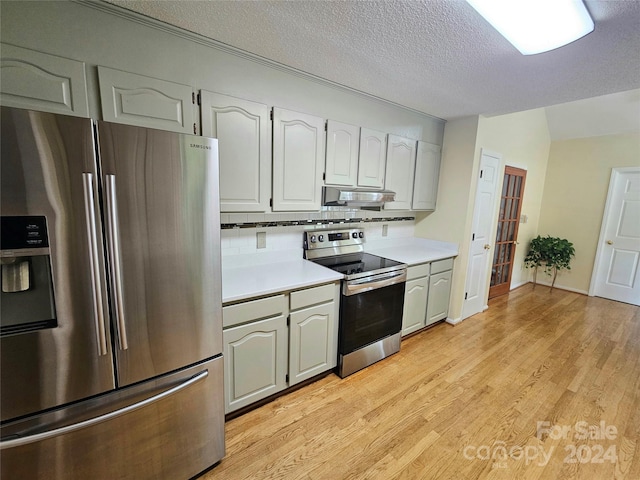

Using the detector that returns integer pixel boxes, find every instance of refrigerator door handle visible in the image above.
[82,173,108,356]
[104,174,129,350]
[0,370,209,450]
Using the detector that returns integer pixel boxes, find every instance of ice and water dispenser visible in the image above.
[0,216,57,335]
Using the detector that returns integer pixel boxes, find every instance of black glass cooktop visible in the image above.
[311,252,404,277]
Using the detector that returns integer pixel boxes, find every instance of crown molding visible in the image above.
[75,0,444,123]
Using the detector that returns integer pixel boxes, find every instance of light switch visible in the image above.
[256,231,266,249]
[520,214,528,224]
[382,224,388,237]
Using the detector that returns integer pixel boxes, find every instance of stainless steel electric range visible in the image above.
[304,228,407,377]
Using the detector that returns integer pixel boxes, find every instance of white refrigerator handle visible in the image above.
[0,371,208,450]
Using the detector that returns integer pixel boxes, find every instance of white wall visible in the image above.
[538,132,640,293]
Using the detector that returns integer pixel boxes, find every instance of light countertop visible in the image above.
[365,237,458,266]
[221,238,458,304]
[222,251,343,304]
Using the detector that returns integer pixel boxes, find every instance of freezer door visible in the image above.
[0,356,225,480]
[0,107,115,422]
[97,121,222,386]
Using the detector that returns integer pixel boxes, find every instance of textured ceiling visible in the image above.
[108,0,640,121]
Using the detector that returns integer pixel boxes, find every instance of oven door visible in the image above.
[339,270,406,355]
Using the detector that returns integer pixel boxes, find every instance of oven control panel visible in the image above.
[304,228,364,251]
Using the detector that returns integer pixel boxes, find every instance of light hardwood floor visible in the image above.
[203,285,640,480]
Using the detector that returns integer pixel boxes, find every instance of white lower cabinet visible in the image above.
[289,283,339,386]
[401,258,453,337]
[222,295,288,414]
[223,315,288,414]
[222,282,339,414]
[401,265,430,336]
[426,269,453,326]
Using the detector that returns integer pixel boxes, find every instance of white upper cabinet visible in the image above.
[0,43,89,117]
[384,134,417,210]
[200,91,271,212]
[272,107,325,211]
[357,128,387,189]
[325,120,359,186]
[412,141,442,211]
[98,66,194,134]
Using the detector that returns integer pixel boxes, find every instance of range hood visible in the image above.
[322,186,396,208]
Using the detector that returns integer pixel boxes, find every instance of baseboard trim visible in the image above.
[531,280,589,295]
[510,280,529,290]
[446,316,463,325]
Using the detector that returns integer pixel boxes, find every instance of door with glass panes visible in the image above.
[489,166,526,299]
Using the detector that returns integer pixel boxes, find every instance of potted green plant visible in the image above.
[524,235,575,290]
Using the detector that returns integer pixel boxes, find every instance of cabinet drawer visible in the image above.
[223,294,286,328]
[406,263,430,280]
[431,257,454,274]
[290,283,336,311]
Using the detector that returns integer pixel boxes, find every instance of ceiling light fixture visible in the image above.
[466,0,594,55]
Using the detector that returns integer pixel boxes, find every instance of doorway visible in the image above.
[589,167,640,306]
[489,166,527,299]
[461,149,501,320]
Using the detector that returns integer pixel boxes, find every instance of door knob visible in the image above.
[484,244,491,250]
[606,240,613,245]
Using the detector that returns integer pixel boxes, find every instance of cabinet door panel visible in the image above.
[289,301,337,385]
[201,91,271,212]
[273,108,324,211]
[325,120,359,186]
[385,134,417,210]
[0,43,89,117]
[357,128,386,188]
[402,276,429,336]
[426,270,452,326]
[98,66,193,134]
[412,141,441,210]
[223,315,287,413]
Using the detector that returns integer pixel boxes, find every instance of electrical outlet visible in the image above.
[256,231,266,249]
[382,224,388,237]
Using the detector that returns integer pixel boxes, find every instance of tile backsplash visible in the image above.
[221,209,416,257]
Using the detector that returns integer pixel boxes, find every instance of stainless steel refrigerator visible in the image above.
[0,106,225,479]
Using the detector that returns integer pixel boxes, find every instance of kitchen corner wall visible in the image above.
[415,109,551,322]
[414,116,480,322]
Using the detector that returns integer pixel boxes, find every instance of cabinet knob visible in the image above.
[484,244,491,250]
[606,240,613,245]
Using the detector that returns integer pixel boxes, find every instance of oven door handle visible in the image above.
[343,270,407,296]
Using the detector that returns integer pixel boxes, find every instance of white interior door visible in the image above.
[590,167,640,306]
[462,150,501,320]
